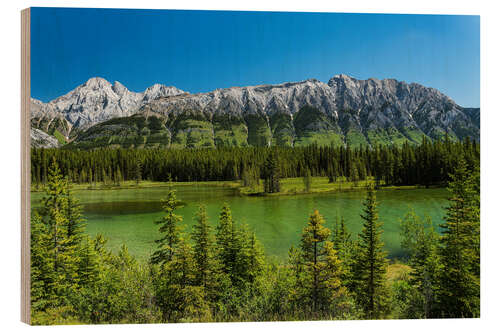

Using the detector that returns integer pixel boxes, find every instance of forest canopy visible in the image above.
[31,136,479,187]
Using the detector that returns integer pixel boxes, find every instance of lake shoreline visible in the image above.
[31,177,446,197]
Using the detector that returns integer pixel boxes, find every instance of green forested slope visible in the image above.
[67,105,471,149]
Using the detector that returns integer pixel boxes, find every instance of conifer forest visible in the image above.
[29,137,480,324]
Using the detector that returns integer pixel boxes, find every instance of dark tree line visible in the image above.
[31,136,479,188]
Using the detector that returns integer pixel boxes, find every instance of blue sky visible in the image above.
[31,8,480,107]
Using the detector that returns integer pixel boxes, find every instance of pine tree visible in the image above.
[76,235,100,288]
[327,162,338,183]
[39,160,80,301]
[247,230,264,283]
[101,167,107,185]
[154,236,210,322]
[191,204,218,297]
[400,209,440,318]
[150,189,183,266]
[303,168,312,193]
[287,244,303,311]
[350,163,359,186]
[32,159,99,317]
[135,158,142,185]
[373,146,382,187]
[263,150,280,193]
[215,202,234,276]
[40,159,68,222]
[469,166,480,278]
[215,203,262,290]
[436,158,480,318]
[333,216,352,259]
[354,186,390,319]
[30,212,53,312]
[52,208,81,299]
[297,210,347,317]
[115,167,122,186]
[226,216,246,287]
[238,224,265,286]
[65,193,86,248]
[332,216,354,287]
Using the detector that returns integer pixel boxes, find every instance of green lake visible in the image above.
[31,185,449,262]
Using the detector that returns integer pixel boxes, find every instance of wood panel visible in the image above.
[21,7,31,325]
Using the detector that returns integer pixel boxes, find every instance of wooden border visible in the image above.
[21,7,31,325]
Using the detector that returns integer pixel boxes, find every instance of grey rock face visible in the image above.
[141,79,339,120]
[30,128,60,148]
[327,74,480,141]
[142,75,479,142]
[30,77,186,137]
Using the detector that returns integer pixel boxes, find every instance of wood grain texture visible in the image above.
[21,7,31,325]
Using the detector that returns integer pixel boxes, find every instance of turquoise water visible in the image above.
[31,185,449,261]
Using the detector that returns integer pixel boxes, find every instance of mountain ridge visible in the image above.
[30,75,480,149]
[30,77,186,139]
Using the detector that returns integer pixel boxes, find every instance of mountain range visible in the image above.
[30,75,480,149]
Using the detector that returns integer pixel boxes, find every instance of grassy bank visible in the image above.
[31,179,241,192]
[31,176,439,195]
[238,176,436,196]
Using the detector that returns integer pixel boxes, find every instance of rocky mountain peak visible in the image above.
[329,73,355,83]
[31,78,186,131]
[112,81,129,96]
[332,73,353,79]
[142,84,186,103]
[84,77,112,89]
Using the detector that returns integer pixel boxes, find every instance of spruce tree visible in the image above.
[238,224,265,286]
[39,160,81,301]
[135,158,142,185]
[150,189,183,266]
[192,205,211,283]
[287,244,303,312]
[33,159,96,316]
[400,209,440,318]
[327,162,338,183]
[297,210,347,317]
[215,203,262,289]
[176,237,211,321]
[332,216,354,288]
[263,150,280,193]
[191,205,217,295]
[246,230,264,283]
[65,193,86,248]
[226,216,246,287]
[115,167,122,186]
[333,216,352,259]
[215,202,234,276]
[350,163,359,186]
[76,235,100,288]
[303,168,312,193]
[40,159,68,221]
[30,212,52,312]
[354,186,390,319]
[436,158,480,318]
[154,233,212,322]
